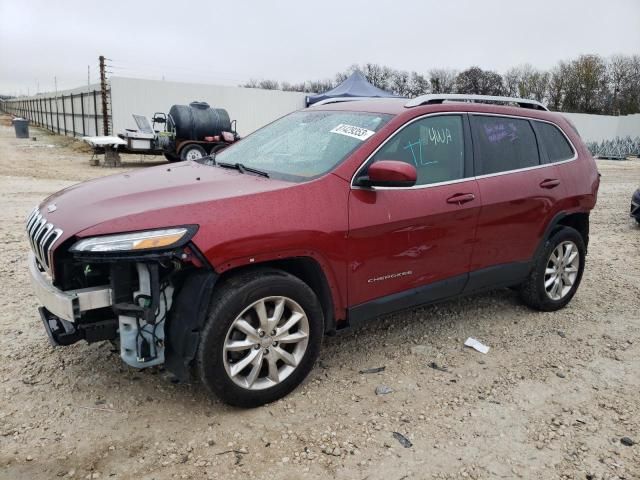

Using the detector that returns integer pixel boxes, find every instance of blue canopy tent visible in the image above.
[306,71,400,106]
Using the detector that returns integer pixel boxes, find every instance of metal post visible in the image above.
[80,92,86,136]
[55,96,60,134]
[62,95,67,136]
[49,97,54,131]
[93,90,98,136]
[70,93,75,136]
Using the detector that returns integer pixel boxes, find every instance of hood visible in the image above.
[40,160,294,244]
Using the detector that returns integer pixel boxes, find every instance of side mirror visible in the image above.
[356,160,417,188]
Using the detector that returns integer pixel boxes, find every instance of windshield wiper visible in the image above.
[217,161,269,178]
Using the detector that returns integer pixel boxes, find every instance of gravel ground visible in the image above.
[0,116,638,480]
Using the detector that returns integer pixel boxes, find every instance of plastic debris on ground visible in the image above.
[375,385,393,395]
[359,366,385,374]
[464,337,490,354]
[392,432,413,448]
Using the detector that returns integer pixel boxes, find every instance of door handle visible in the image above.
[540,178,560,189]
[446,193,476,205]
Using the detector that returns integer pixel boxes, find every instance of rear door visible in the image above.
[468,114,566,286]
[347,113,481,314]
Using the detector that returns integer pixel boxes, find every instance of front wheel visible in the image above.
[519,226,586,311]
[197,269,323,407]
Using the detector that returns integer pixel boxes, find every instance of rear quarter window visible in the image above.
[533,121,575,163]
[471,115,540,175]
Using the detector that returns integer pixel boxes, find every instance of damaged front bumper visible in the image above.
[28,252,112,322]
[28,252,115,346]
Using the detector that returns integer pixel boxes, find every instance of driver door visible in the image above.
[347,113,480,317]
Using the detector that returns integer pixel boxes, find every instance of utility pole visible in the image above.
[99,55,120,167]
[99,55,110,136]
[87,65,91,135]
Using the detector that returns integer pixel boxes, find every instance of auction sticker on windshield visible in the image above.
[330,124,376,141]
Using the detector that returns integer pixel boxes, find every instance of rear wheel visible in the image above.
[180,144,206,161]
[197,269,323,407]
[519,226,585,311]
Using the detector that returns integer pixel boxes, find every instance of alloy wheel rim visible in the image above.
[223,296,309,390]
[544,241,579,301]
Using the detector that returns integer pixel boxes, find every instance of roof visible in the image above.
[306,71,400,106]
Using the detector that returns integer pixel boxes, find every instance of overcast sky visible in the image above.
[1,0,639,95]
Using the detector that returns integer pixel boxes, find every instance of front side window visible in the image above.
[216,110,391,182]
[471,115,540,175]
[368,115,465,186]
[534,121,575,163]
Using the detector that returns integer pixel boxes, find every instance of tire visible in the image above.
[164,152,179,162]
[519,226,586,311]
[179,144,207,161]
[197,269,324,408]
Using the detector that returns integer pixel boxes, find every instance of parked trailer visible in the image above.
[119,101,238,162]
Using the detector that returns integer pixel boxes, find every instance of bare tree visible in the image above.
[362,63,394,90]
[618,55,640,115]
[243,53,640,115]
[503,68,520,97]
[547,62,568,111]
[455,67,503,96]
[529,70,549,102]
[257,79,280,90]
[607,55,632,114]
[241,78,260,88]
[281,81,306,92]
[390,70,410,96]
[408,72,430,97]
[429,69,457,93]
[306,79,334,94]
[563,55,608,113]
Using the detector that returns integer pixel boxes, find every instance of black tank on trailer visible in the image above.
[168,101,232,141]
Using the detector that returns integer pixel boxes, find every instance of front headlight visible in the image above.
[70,227,192,253]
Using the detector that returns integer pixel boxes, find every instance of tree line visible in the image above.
[242,54,640,115]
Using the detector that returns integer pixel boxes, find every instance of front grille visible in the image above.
[26,207,63,272]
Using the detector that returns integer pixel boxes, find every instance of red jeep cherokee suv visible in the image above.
[27,94,599,407]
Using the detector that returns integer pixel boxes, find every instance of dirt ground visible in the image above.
[0,116,638,480]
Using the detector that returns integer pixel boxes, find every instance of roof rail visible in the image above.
[309,97,399,107]
[405,94,549,111]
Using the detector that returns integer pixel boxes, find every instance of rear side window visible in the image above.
[534,121,574,163]
[471,115,540,175]
[370,115,465,186]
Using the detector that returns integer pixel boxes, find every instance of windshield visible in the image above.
[215,110,392,182]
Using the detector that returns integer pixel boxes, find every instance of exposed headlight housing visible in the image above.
[70,227,194,253]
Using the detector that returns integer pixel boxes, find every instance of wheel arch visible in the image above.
[217,257,339,335]
[535,211,590,261]
[550,212,590,249]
